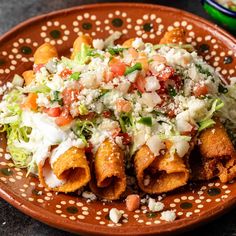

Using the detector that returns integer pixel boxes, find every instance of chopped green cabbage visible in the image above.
[0,89,32,168]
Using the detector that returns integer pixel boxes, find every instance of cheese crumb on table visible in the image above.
[160,210,176,222]
[82,191,97,201]
[148,198,165,212]
[109,208,122,223]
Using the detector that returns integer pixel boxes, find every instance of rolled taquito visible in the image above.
[89,139,126,200]
[190,121,236,183]
[38,147,91,192]
[134,141,189,194]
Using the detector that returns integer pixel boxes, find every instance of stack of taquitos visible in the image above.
[190,121,236,183]
[134,141,189,194]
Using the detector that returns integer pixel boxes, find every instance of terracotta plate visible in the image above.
[0,3,236,235]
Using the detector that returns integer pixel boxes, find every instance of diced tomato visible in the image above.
[22,93,38,111]
[128,48,139,59]
[44,107,61,117]
[116,98,132,113]
[117,133,132,145]
[157,81,166,94]
[167,109,175,118]
[85,142,93,153]
[33,64,44,73]
[126,194,140,212]
[62,88,79,106]
[193,84,208,97]
[181,126,197,136]
[152,55,167,64]
[79,112,95,121]
[157,65,175,81]
[109,58,126,76]
[104,70,115,83]
[171,75,182,89]
[55,108,73,126]
[133,75,146,93]
[112,127,121,138]
[102,110,112,118]
[60,68,72,79]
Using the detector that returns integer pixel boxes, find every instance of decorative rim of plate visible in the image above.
[0,3,236,235]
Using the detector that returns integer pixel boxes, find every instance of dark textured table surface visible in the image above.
[0,0,236,235]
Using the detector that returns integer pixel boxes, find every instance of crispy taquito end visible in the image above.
[89,139,126,200]
[134,142,189,194]
[38,147,91,192]
[34,43,58,65]
[190,121,236,183]
[159,28,186,44]
[71,34,92,60]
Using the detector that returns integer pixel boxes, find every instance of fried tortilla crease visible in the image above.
[190,121,236,183]
[134,141,189,194]
[38,147,91,192]
[89,139,126,200]
[159,28,186,44]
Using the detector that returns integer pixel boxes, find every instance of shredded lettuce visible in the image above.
[0,89,32,168]
[154,43,194,52]
[73,120,94,145]
[5,124,32,168]
[200,98,224,122]
[78,104,89,115]
[12,74,24,87]
[119,113,134,132]
[218,85,236,132]
[21,84,50,94]
[74,43,92,65]
[198,119,216,132]
[61,57,78,69]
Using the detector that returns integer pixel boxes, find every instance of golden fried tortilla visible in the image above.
[38,147,91,192]
[134,141,189,194]
[190,121,236,183]
[89,139,126,200]
[159,28,186,44]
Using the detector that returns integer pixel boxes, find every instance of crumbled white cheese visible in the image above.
[145,76,160,92]
[139,92,162,108]
[109,208,122,224]
[80,73,100,89]
[148,198,165,212]
[176,111,193,133]
[187,97,207,121]
[89,130,110,153]
[160,210,176,222]
[132,38,145,50]
[36,93,51,108]
[4,153,11,160]
[92,39,104,50]
[82,191,97,201]
[115,136,125,149]
[126,70,139,83]
[47,74,65,91]
[146,135,165,156]
[104,31,122,47]
[171,136,190,158]
[116,80,131,93]
[149,62,165,73]
[98,118,120,133]
[164,48,192,67]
